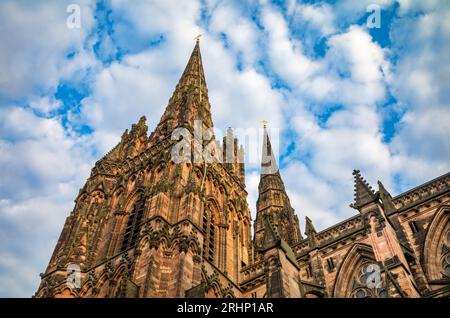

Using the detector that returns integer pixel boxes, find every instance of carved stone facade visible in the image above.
[35,41,450,298]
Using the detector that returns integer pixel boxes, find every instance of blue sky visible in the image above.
[0,0,449,297]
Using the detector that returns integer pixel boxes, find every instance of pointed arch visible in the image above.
[124,189,144,212]
[206,196,223,222]
[53,286,78,298]
[34,287,49,298]
[194,167,203,183]
[207,281,222,298]
[333,243,377,298]
[127,172,138,193]
[201,269,222,298]
[120,192,146,253]
[136,233,151,253]
[93,264,130,298]
[422,205,450,281]
[94,272,112,297]
[79,280,94,298]
[222,290,236,298]
[189,237,201,256]
[219,182,228,196]
[111,186,125,210]
[109,264,129,298]
[227,200,237,218]
[89,181,106,196]
[158,234,171,252]
[143,164,153,184]
[86,182,107,211]
[152,161,167,185]
[167,159,176,176]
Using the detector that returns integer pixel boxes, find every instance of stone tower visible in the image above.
[250,126,305,297]
[35,39,252,298]
[35,40,450,299]
[254,126,302,252]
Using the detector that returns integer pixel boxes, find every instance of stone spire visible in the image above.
[150,39,214,144]
[260,125,278,176]
[257,127,284,204]
[254,127,302,250]
[350,169,378,210]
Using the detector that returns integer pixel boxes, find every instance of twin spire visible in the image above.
[260,125,279,176]
[255,126,303,248]
[257,125,286,196]
[131,40,392,241]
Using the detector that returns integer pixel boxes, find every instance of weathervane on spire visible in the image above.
[260,120,268,128]
[194,34,202,42]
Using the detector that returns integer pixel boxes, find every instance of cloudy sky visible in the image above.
[0,0,449,297]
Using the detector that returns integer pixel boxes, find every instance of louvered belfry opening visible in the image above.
[202,209,215,263]
[121,195,145,252]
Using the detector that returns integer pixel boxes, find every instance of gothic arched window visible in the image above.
[202,208,215,263]
[422,207,449,281]
[350,262,388,298]
[120,195,145,252]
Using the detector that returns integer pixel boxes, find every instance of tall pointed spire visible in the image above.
[260,125,278,176]
[173,38,208,102]
[257,126,285,198]
[254,126,302,250]
[350,169,377,210]
[150,39,214,143]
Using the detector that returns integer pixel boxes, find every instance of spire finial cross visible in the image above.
[194,34,202,42]
[260,120,268,128]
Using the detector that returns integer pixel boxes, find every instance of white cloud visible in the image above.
[260,5,394,221]
[281,161,344,232]
[0,0,97,102]
[0,0,449,298]
[28,96,62,114]
[301,25,389,106]
[286,1,336,37]
[204,39,285,130]
[261,3,390,107]
[262,7,321,84]
[0,251,41,298]
[81,54,174,152]
[82,1,285,154]
[282,113,393,234]
[0,107,94,297]
[208,3,261,65]
[387,8,450,186]
[0,107,93,198]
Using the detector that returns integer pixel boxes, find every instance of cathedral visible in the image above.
[35,40,450,298]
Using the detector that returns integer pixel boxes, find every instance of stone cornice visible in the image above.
[392,172,450,212]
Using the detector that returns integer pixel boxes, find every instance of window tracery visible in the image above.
[120,195,145,252]
[350,262,388,298]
